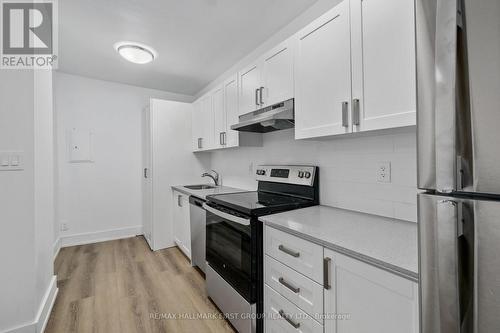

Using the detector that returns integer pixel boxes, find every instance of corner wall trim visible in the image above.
[36,276,58,333]
[53,237,61,261]
[1,276,58,333]
[60,225,143,248]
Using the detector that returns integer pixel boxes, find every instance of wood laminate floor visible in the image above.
[45,236,235,333]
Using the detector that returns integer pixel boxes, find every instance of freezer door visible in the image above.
[419,193,500,332]
[416,0,500,195]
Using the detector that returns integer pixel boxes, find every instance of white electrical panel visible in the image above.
[0,151,25,171]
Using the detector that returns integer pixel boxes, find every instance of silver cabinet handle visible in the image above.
[219,132,224,146]
[279,277,300,293]
[324,257,332,290]
[259,86,265,105]
[342,101,349,127]
[177,195,182,207]
[197,138,202,149]
[278,244,300,258]
[144,168,148,179]
[278,310,300,329]
[222,132,226,145]
[352,98,360,126]
[199,138,203,149]
[255,88,260,106]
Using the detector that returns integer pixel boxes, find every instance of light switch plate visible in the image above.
[0,151,24,171]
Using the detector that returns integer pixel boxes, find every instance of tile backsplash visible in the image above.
[210,128,417,222]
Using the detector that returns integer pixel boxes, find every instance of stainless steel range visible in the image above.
[203,165,319,333]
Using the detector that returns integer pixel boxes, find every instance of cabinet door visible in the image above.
[294,0,352,139]
[324,249,419,333]
[199,94,214,150]
[350,0,416,132]
[191,100,203,151]
[238,62,261,115]
[172,191,183,247]
[224,75,240,148]
[261,38,294,107]
[179,194,191,259]
[212,86,226,149]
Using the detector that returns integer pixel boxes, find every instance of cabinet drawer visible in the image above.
[264,284,323,333]
[265,226,323,283]
[265,255,324,321]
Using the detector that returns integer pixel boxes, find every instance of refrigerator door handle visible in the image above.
[436,199,461,332]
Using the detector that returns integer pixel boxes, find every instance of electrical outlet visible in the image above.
[60,223,69,232]
[377,161,391,183]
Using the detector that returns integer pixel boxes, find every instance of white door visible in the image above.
[261,38,294,106]
[212,86,226,149]
[324,249,419,333]
[192,100,202,151]
[238,62,261,115]
[294,0,352,139]
[350,0,416,132]
[224,75,240,148]
[142,106,153,249]
[199,94,214,150]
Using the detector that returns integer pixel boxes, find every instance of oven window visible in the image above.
[206,209,253,301]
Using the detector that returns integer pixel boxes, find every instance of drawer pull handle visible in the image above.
[278,277,300,293]
[324,257,332,290]
[278,245,300,258]
[278,310,301,329]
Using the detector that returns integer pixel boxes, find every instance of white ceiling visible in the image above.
[58,0,318,96]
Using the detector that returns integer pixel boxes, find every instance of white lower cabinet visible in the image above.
[172,190,191,259]
[324,249,419,333]
[264,226,419,333]
[265,285,323,333]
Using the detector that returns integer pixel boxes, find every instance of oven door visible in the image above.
[204,203,255,303]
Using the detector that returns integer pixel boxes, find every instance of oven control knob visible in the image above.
[256,169,266,176]
[298,171,304,178]
[304,171,311,179]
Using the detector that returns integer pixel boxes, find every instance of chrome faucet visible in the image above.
[202,170,220,186]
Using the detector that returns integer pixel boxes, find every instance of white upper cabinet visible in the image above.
[324,249,419,333]
[261,39,295,107]
[191,100,203,151]
[224,75,240,148]
[212,85,225,149]
[238,62,262,115]
[294,0,352,139]
[350,0,416,132]
[198,94,213,150]
[238,38,295,116]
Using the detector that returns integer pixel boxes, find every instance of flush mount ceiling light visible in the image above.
[114,41,158,64]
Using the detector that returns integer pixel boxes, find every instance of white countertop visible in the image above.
[171,184,247,200]
[260,205,418,281]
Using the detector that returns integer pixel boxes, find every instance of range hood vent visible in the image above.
[230,99,294,133]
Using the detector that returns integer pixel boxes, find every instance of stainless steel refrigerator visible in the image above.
[416,0,500,331]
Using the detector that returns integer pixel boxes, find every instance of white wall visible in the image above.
[0,70,57,333]
[54,72,193,246]
[211,128,418,222]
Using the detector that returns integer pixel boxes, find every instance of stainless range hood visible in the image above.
[231,99,294,133]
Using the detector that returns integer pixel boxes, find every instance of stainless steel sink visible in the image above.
[184,184,216,190]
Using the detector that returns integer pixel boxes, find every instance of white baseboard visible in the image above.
[53,238,61,261]
[60,225,143,247]
[1,276,58,333]
[36,276,58,333]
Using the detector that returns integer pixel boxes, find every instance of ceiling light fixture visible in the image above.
[114,41,157,64]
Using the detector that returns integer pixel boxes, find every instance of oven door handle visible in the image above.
[203,203,251,226]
